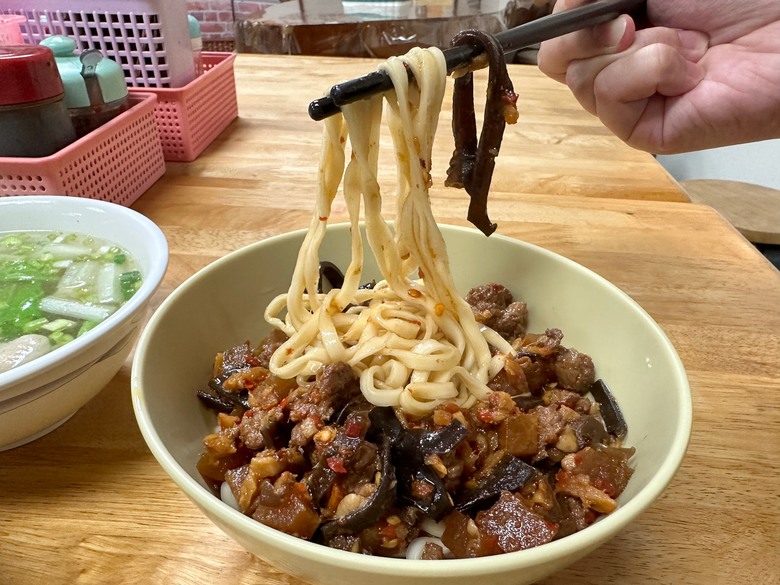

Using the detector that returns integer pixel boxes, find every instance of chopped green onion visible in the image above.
[1,235,24,249]
[49,330,74,346]
[119,271,142,300]
[41,318,76,332]
[21,317,49,334]
[77,320,100,337]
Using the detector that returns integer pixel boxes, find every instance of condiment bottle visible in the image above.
[40,35,129,138]
[0,45,76,158]
[188,15,203,77]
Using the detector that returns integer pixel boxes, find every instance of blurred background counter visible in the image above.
[188,0,554,59]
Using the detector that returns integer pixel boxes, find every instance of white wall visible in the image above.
[656,139,780,190]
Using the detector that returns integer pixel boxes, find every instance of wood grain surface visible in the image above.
[681,179,780,245]
[1,55,778,585]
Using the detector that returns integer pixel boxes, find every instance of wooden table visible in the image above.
[681,179,780,245]
[2,55,778,585]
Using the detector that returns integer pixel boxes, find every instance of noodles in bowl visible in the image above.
[196,49,633,558]
[131,45,691,584]
[132,225,691,584]
[265,48,495,417]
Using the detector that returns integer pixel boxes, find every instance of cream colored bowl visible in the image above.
[132,224,691,585]
[0,196,168,450]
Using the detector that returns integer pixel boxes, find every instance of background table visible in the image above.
[1,55,778,585]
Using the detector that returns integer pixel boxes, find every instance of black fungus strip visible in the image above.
[318,261,345,293]
[368,405,404,443]
[197,370,251,413]
[445,29,519,237]
[588,379,628,439]
[319,437,397,540]
[306,428,363,506]
[196,389,234,413]
[512,394,545,411]
[445,71,478,191]
[208,372,250,410]
[369,407,469,520]
[318,261,375,299]
[305,462,336,508]
[455,452,536,512]
[570,414,610,448]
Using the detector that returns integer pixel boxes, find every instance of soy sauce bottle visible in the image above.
[0,45,77,157]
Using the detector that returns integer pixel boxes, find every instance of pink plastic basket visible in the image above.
[0,15,24,44]
[129,52,238,162]
[0,93,165,207]
[2,0,196,88]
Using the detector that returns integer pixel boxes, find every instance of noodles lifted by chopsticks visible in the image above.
[264,47,511,417]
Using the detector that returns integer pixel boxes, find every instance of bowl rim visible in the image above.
[0,196,169,393]
[132,223,692,576]
[0,328,136,415]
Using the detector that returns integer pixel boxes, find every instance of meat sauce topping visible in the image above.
[196,283,634,558]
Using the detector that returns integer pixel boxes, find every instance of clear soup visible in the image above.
[0,230,142,374]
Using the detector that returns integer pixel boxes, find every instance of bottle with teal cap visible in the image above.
[188,15,203,77]
[39,35,130,138]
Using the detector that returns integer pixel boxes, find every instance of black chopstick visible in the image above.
[308,0,646,121]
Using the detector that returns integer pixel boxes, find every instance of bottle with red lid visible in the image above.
[0,44,77,158]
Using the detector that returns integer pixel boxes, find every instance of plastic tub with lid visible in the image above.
[40,35,130,138]
[0,44,77,157]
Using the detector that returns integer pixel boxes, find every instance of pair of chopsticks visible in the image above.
[308,0,646,121]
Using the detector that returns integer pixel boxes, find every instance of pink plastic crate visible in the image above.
[0,15,24,44]
[2,0,196,88]
[129,52,238,162]
[0,93,165,207]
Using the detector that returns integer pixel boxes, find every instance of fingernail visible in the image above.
[594,15,628,48]
[678,30,709,58]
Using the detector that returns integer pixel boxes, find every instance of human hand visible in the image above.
[537,0,780,153]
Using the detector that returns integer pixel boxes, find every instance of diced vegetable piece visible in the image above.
[498,412,540,457]
[119,271,142,300]
[41,318,75,332]
[39,296,115,323]
[474,491,557,553]
[48,330,74,346]
[56,261,99,296]
[39,243,92,260]
[441,509,501,558]
[97,262,122,304]
[77,320,100,337]
[21,317,49,334]
[252,477,321,540]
